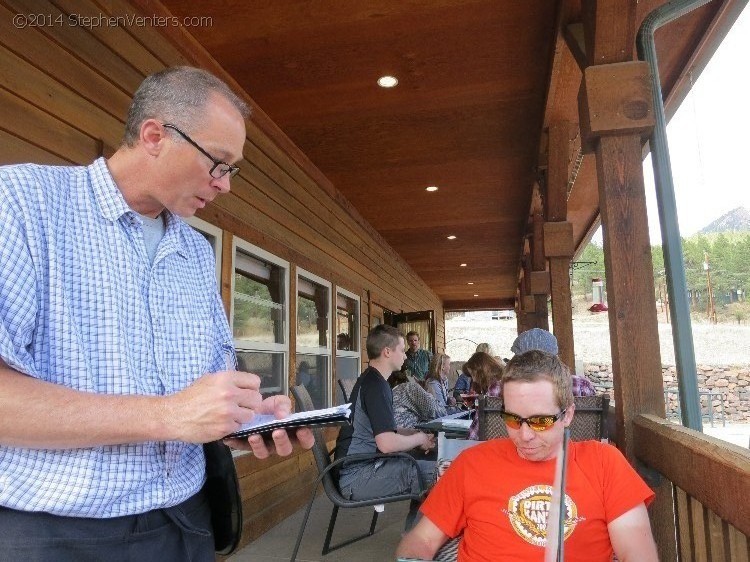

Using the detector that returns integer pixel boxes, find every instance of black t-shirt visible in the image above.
[334,366,395,461]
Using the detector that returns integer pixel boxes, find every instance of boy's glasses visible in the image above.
[500,409,567,432]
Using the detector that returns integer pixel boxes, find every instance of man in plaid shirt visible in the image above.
[0,67,313,561]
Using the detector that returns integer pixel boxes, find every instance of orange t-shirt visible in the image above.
[421,439,654,562]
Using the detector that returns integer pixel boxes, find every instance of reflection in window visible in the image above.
[297,277,329,349]
[233,250,286,344]
[296,354,330,410]
[335,290,360,405]
[237,351,284,399]
[336,293,359,352]
[335,356,359,405]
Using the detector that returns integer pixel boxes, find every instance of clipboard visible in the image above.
[226,404,351,439]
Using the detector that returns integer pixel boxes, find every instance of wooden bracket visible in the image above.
[578,61,654,153]
[530,271,551,295]
[522,295,536,313]
[543,222,575,257]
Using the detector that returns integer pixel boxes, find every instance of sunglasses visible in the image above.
[500,409,567,432]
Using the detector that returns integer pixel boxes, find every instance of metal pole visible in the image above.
[636,0,714,431]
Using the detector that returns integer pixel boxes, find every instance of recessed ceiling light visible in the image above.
[460,263,467,267]
[425,186,438,192]
[377,75,398,88]
[447,235,456,240]
[468,282,474,285]
[474,294,479,297]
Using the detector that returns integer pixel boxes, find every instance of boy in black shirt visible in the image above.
[335,325,435,499]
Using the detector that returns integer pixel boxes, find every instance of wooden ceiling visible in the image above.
[160,0,737,310]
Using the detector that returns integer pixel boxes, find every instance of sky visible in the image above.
[593,4,750,246]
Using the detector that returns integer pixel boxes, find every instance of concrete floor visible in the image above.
[228,494,410,562]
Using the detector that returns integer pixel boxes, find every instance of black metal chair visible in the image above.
[478,394,610,441]
[290,385,427,561]
[337,378,355,403]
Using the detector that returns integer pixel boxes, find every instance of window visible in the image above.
[296,270,331,409]
[185,216,222,282]
[335,288,360,405]
[231,238,288,398]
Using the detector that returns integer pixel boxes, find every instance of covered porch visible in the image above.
[1,0,749,559]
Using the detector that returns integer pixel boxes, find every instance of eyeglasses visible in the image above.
[162,123,240,179]
[500,409,567,432]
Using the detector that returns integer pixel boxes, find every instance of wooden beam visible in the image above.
[581,0,637,65]
[596,133,666,447]
[543,221,575,258]
[563,23,587,72]
[546,120,575,370]
[443,297,514,312]
[531,210,549,330]
[579,61,655,152]
[529,271,551,295]
[580,3,675,557]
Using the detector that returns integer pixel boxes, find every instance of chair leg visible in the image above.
[368,508,379,536]
[405,499,421,531]
[321,504,384,555]
[322,505,339,555]
[290,488,319,562]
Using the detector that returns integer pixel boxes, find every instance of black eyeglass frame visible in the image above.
[162,123,240,179]
[499,408,568,432]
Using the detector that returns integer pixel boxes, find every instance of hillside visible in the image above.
[699,206,750,234]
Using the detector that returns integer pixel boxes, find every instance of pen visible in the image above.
[222,342,236,372]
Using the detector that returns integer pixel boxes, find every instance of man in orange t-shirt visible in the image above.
[397,350,658,562]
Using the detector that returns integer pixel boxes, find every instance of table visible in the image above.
[415,409,473,439]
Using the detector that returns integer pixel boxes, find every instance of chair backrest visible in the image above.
[337,378,356,403]
[477,394,610,441]
[570,394,609,441]
[291,385,346,501]
[477,395,507,440]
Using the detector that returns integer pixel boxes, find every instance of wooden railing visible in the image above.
[634,415,750,561]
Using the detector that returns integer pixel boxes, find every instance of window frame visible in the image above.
[230,237,290,394]
[334,287,361,405]
[296,267,333,407]
[184,216,222,282]
[335,286,361,360]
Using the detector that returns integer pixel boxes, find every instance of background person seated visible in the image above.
[335,325,435,501]
[463,352,504,439]
[511,328,596,396]
[396,350,658,562]
[425,353,460,415]
[336,332,351,351]
[452,365,473,404]
[389,369,446,429]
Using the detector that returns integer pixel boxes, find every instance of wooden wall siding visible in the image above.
[0,0,443,546]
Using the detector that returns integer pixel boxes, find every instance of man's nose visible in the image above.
[211,173,232,194]
[519,422,537,440]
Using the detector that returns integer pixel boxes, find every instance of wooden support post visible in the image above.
[546,121,576,369]
[580,2,675,558]
[530,209,550,330]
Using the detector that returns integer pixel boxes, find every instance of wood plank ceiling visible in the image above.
[159,0,733,311]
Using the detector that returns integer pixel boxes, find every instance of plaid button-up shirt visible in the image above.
[0,159,230,517]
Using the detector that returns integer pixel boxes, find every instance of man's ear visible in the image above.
[139,120,167,156]
[563,403,575,427]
